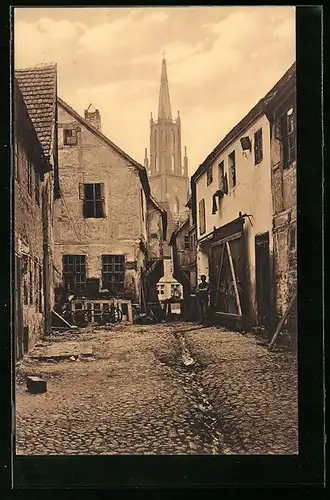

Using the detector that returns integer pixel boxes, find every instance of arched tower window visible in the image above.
[171,129,175,148]
[171,154,175,174]
[155,155,159,172]
[163,130,167,149]
[174,196,180,215]
[154,130,158,147]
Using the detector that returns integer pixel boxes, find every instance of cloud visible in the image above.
[14,6,295,173]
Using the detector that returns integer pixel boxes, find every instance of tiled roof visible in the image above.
[15,63,57,159]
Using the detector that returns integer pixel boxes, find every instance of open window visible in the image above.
[199,198,206,235]
[228,151,236,188]
[63,128,78,146]
[80,183,105,218]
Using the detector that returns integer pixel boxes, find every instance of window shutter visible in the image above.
[79,183,84,200]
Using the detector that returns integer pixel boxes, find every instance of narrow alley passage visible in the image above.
[15,323,298,456]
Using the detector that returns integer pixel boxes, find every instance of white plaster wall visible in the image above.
[195,114,273,313]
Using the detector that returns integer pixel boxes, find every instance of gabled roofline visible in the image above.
[58,96,151,196]
[58,97,145,173]
[169,216,190,245]
[191,61,296,183]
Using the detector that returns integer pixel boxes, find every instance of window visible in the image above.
[101,255,125,292]
[35,170,40,206]
[218,160,228,194]
[289,225,296,250]
[81,183,105,218]
[171,154,175,173]
[199,198,206,235]
[254,128,263,165]
[175,196,180,215]
[228,151,236,188]
[280,107,296,168]
[140,189,144,222]
[62,255,86,293]
[63,129,78,146]
[27,155,33,196]
[156,284,165,296]
[207,165,213,186]
[184,234,190,250]
[190,233,195,251]
[155,155,159,172]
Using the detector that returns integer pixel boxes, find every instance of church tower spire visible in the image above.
[158,57,172,121]
[145,56,189,241]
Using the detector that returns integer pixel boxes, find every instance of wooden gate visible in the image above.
[211,217,247,328]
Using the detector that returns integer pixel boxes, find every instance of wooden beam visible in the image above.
[268,291,297,351]
[215,243,225,306]
[226,241,242,316]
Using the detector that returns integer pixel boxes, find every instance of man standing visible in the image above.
[197,274,209,325]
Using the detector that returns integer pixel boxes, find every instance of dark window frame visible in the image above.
[206,165,213,186]
[280,107,296,169]
[254,128,263,165]
[101,255,125,292]
[81,183,105,218]
[184,234,190,250]
[228,150,236,188]
[62,255,86,293]
[63,128,78,146]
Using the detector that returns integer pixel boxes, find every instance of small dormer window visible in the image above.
[64,128,78,146]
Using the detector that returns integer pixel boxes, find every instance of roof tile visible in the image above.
[15,63,57,158]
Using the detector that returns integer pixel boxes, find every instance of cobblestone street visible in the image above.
[15,322,298,455]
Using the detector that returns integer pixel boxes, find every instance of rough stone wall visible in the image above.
[146,199,164,261]
[269,98,297,329]
[15,139,45,352]
[54,104,149,300]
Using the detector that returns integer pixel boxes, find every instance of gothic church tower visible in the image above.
[144,57,189,225]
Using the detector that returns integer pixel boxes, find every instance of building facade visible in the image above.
[266,64,296,332]
[191,63,296,333]
[54,99,166,309]
[144,57,189,300]
[14,63,59,358]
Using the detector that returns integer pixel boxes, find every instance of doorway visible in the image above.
[255,232,270,327]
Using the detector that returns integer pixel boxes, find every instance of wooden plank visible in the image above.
[214,312,243,320]
[226,241,242,316]
[268,291,297,351]
[215,243,225,307]
[212,231,243,248]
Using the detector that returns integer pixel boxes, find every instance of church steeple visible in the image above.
[158,57,172,121]
[146,56,189,230]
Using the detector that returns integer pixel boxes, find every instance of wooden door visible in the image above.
[255,232,270,327]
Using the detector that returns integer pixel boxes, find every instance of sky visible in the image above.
[14,6,296,176]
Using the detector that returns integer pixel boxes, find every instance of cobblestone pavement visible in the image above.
[15,322,298,455]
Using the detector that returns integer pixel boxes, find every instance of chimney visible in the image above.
[84,104,101,131]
